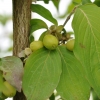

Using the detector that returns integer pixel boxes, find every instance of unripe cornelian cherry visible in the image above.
[30,41,43,51]
[66,39,75,51]
[43,34,58,50]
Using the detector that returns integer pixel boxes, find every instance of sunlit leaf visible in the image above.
[72,4,100,97]
[22,48,62,100]
[57,46,90,100]
[73,0,81,5]
[31,4,58,25]
[82,0,91,4]
[0,56,24,92]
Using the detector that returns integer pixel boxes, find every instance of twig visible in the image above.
[63,6,78,27]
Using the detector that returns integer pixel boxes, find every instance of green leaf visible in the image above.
[52,0,60,11]
[31,4,58,25]
[92,88,100,100]
[72,4,100,97]
[94,0,100,7]
[39,31,47,41]
[0,92,7,100]
[49,93,55,100]
[57,46,90,100]
[43,0,49,4]
[0,71,6,92]
[22,48,62,100]
[82,0,91,4]
[29,35,34,43]
[0,56,24,92]
[39,30,50,41]
[73,0,82,5]
[30,19,48,34]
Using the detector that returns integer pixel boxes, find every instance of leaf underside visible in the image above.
[0,56,24,92]
[57,46,90,100]
[72,4,100,98]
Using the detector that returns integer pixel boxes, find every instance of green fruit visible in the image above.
[66,39,75,51]
[30,41,43,51]
[43,34,58,50]
[2,81,16,97]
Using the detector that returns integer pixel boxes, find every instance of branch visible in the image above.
[63,6,78,27]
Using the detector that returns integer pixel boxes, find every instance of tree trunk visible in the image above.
[13,0,32,100]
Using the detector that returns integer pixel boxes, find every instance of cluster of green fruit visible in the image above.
[24,25,75,56]
[24,35,59,57]
[0,71,16,99]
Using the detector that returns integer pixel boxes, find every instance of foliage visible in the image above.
[1,0,100,100]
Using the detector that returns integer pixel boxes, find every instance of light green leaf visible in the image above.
[30,19,48,34]
[22,48,62,100]
[0,71,6,92]
[57,46,90,100]
[31,4,58,25]
[0,56,24,92]
[82,0,91,4]
[73,0,82,5]
[72,4,100,97]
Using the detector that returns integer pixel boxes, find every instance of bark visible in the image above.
[13,0,31,56]
[13,0,32,99]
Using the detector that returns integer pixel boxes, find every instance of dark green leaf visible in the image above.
[94,0,100,7]
[49,93,55,100]
[57,46,90,100]
[39,31,48,41]
[0,92,7,100]
[72,4,100,97]
[30,19,48,34]
[52,0,60,11]
[31,4,58,25]
[22,48,62,100]
[91,88,100,100]
[29,35,34,43]
[44,0,49,4]
[0,56,24,92]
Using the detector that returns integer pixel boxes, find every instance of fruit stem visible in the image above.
[63,6,78,27]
